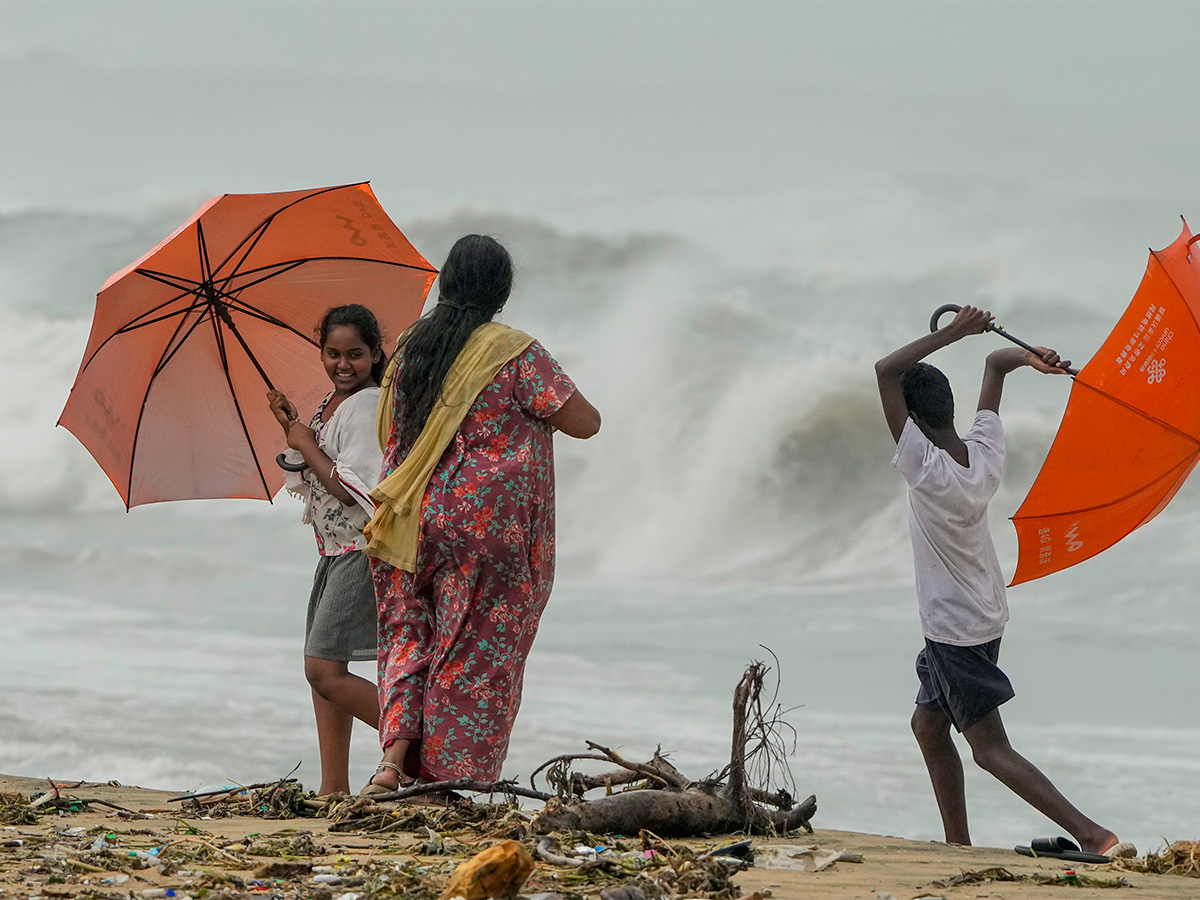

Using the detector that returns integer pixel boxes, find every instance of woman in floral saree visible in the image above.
[361,235,600,796]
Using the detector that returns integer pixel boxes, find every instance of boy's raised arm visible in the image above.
[977,345,1072,414]
[875,305,993,442]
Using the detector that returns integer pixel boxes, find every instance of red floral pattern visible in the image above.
[371,340,576,781]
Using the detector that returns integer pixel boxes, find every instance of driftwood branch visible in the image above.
[363,779,553,804]
[768,793,817,833]
[529,753,613,791]
[528,660,817,837]
[585,742,691,789]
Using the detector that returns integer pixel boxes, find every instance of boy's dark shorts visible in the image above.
[915,637,1014,731]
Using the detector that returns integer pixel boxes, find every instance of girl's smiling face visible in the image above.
[322,324,377,394]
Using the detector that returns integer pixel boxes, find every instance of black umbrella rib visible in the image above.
[232,255,438,276]
[210,312,273,501]
[1073,379,1200,447]
[218,259,307,295]
[151,305,221,379]
[1012,451,1200,521]
[134,269,206,295]
[77,269,207,372]
[78,302,197,377]
[123,303,211,508]
[223,302,318,346]
[208,183,363,287]
[220,311,278,392]
[197,220,215,287]
[212,216,275,297]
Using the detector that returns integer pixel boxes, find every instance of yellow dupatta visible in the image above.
[364,322,535,570]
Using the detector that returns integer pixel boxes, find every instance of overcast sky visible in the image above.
[3,1,1198,281]
[3,1,1195,109]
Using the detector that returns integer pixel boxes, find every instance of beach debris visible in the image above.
[246,829,327,857]
[175,765,317,820]
[1,780,138,822]
[1109,840,1200,878]
[529,661,817,837]
[0,792,38,825]
[439,838,534,899]
[332,660,814,840]
[599,886,646,900]
[1107,841,1138,859]
[755,844,861,871]
[167,775,301,803]
[927,866,1132,889]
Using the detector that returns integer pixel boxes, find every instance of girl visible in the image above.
[268,304,386,796]
[361,235,600,797]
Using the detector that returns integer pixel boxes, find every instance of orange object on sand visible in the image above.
[1011,221,1200,584]
[59,183,436,508]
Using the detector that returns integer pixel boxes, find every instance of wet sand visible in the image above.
[1,773,1193,900]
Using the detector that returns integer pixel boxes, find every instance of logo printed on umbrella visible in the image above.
[335,215,369,246]
[1064,521,1083,552]
[1147,357,1166,384]
[92,387,121,425]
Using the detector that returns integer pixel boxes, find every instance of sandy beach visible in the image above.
[1,773,1195,900]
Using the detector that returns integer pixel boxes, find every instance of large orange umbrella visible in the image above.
[1010,221,1200,584]
[59,183,436,508]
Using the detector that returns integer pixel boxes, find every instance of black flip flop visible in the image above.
[1015,836,1110,864]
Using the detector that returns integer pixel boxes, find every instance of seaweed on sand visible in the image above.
[1110,841,1200,878]
[0,793,37,826]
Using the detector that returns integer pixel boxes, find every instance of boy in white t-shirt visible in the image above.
[875,305,1120,855]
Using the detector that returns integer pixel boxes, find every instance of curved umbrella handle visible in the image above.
[276,452,309,473]
[929,304,1077,375]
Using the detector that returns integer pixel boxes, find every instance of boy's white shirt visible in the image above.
[892,409,1009,646]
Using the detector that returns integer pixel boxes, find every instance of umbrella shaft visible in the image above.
[214,301,276,391]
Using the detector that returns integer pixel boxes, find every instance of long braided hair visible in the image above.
[388,234,514,455]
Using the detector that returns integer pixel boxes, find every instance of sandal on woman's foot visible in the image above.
[359,761,413,797]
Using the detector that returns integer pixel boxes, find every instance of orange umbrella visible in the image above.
[59,183,436,508]
[1010,221,1200,584]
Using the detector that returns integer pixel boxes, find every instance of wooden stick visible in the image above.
[362,779,552,804]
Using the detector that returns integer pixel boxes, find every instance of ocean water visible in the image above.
[3,41,1200,856]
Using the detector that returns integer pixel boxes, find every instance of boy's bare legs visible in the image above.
[305,657,380,796]
[912,706,971,844]
[962,709,1118,854]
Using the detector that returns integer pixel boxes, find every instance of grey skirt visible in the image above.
[305,551,377,662]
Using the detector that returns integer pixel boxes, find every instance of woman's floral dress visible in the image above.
[371,340,576,781]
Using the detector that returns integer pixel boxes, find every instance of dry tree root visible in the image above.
[530,661,817,837]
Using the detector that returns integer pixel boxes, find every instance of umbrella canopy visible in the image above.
[1011,221,1200,584]
[59,183,436,508]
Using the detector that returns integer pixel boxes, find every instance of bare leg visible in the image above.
[310,688,353,795]
[963,709,1118,854]
[912,705,971,845]
[305,657,379,727]
[305,657,380,796]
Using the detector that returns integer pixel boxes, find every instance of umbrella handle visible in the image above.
[276,452,309,473]
[929,304,1077,375]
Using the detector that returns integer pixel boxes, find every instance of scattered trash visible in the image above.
[440,839,534,900]
[756,844,861,872]
[253,859,313,879]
